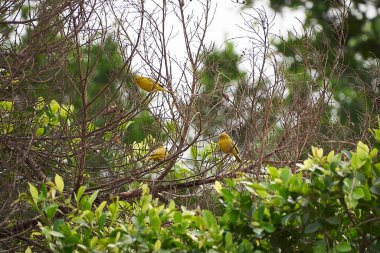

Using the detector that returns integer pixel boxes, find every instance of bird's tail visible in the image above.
[234,154,242,163]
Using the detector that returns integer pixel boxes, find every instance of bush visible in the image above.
[21,128,380,252]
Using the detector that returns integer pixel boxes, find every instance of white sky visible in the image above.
[136,0,306,80]
[203,0,305,51]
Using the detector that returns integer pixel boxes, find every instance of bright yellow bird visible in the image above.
[145,145,168,162]
[134,75,170,93]
[218,132,242,163]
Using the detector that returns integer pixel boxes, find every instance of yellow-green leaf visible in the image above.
[0,101,13,111]
[55,174,64,193]
[154,240,161,251]
[214,181,222,194]
[35,97,45,111]
[87,123,95,132]
[141,184,149,196]
[96,201,107,217]
[357,141,369,159]
[28,183,39,204]
[327,150,335,163]
[49,100,60,113]
[35,128,45,137]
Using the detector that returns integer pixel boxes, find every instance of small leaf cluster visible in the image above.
[216,142,380,252]
[23,182,228,252]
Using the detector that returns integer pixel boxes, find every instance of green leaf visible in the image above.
[96,201,107,217]
[268,166,279,178]
[154,240,161,251]
[149,209,161,231]
[35,97,45,110]
[304,221,321,234]
[351,153,361,170]
[325,216,340,225]
[54,174,64,193]
[190,145,198,159]
[87,123,95,132]
[341,150,352,159]
[256,204,265,221]
[327,150,335,163]
[53,219,66,233]
[370,184,380,196]
[141,184,149,196]
[203,210,215,228]
[357,141,369,159]
[48,230,65,238]
[25,247,32,253]
[353,187,365,200]
[118,121,134,131]
[64,234,80,245]
[263,222,275,233]
[370,148,378,158]
[98,213,107,228]
[220,189,234,202]
[0,101,13,111]
[35,127,45,137]
[313,240,326,253]
[87,190,99,207]
[40,183,47,200]
[76,186,86,203]
[280,168,291,183]
[336,242,351,252]
[28,183,39,204]
[49,99,60,113]
[173,211,182,223]
[225,232,233,248]
[44,204,59,219]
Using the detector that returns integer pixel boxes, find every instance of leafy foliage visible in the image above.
[22,131,380,251]
[266,0,380,139]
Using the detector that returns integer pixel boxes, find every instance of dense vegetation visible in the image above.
[1,0,380,252]
[21,127,380,251]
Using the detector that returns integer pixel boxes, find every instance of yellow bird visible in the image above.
[145,145,168,162]
[218,132,242,163]
[134,75,170,93]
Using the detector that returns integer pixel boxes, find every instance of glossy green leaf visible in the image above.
[49,99,60,113]
[352,187,365,200]
[336,242,351,252]
[304,221,321,234]
[44,204,59,219]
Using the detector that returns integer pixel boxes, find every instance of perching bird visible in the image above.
[134,75,170,93]
[145,145,168,162]
[218,132,242,163]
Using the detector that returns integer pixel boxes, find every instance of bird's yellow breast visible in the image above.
[135,76,155,92]
[149,146,168,161]
[219,138,235,154]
